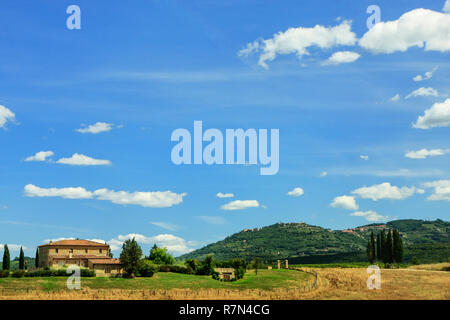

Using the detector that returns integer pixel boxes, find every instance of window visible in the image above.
[85,249,88,253]
[69,248,73,253]
[99,249,102,254]
[55,248,59,253]
[105,267,110,273]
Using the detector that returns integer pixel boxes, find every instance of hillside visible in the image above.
[180,219,450,263]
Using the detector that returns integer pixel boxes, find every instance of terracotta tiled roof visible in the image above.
[89,258,121,265]
[39,239,109,247]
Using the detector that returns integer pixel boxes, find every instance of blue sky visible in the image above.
[0,0,449,257]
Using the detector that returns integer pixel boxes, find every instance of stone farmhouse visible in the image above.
[38,239,122,276]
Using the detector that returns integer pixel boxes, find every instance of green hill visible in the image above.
[179,219,450,264]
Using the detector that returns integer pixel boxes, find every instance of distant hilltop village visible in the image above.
[38,239,122,276]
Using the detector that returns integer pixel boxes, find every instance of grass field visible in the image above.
[0,267,448,300]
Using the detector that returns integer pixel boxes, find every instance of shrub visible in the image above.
[0,270,10,278]
[138,260,158,277]
[235,266,246,280]
[24,267,95,277]
[11,270,25,278]
[158,264,192,274]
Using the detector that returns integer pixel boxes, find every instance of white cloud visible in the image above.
[0,244,26,251]
[405,87,439,99]
[0,105,15,128]
[287,187,304,197]
[330,195,358,210]
[24,184,93,199]
[150,222,179,231]
[322,51,360,65]
[405,148,448,159]
[413,67,437,82]
[57,153,111,166]
[359,9,450,54]
[196,216,226,225]
[320,171,328,177]
[216,192,234,198]
[239,20,357,68]
[93,189,187,208]
[220,200,260,210]
[25,151,54,162]
[360,155,369,161]
[444,0,450,13]
[350,210,389,222]
[423,180,450,201]
[24,184,187,208]
[413,98,450,129]
[390,94,401,102]
[110,233,194,255]
[351,182,419,201]
[76,122,113,134]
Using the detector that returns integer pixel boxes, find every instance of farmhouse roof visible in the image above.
[39,239,109,247]
[89,258,122,265]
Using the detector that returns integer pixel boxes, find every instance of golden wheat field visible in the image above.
[0,267,448,300]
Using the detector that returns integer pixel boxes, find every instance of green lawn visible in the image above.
[0,269,312,292]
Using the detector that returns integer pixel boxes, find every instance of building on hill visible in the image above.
[38,239,122,276]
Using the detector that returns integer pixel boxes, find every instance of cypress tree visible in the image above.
[35,248,40,268]
[380,230,387,264]
[370,232,376,262]
[393,229,404,266]
[19,247,25,270]
[2,244,10,270]
[376,233,381,261]
[386,229,394,264]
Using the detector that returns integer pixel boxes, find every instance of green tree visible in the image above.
[197,255,215,275]
[148,244,175,265]
[19,247,25,270]
[376,233,381,261]
[393,229,403,266]
[35,248,39,268]
[252,258,261,275]
[380,230,387,264]
[119,238,143,277]
[185,259,199,273]
[2,244,10,270]
[386,229,394,265]
[366,232,375,264]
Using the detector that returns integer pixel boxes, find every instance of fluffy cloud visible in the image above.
[0,244,27,251]
[351,182,419,201]
[330,195,358,210]
[287,187,305,197]
[239,20,357,68]
[413,67,437,82]
[0,105,15,128]
[216,192,234,198]
[405,87,439,99]
[350,210,388,222]
[405,148,448,159]
[359,9,450,54]
[76,122,113,134]
[25,151,54,162]
[57,153,111,166]
[444,0,450,13]
[320,171,328,177]
[360,155,369,161]
[413,99,450,129]
[390,94,401,102]
[220,200,260,210]
[322,51,360,65]
[93,189,187,208]
[24,184,186,208]
[24,184,93,199]
[423,180,450,201]
[110,233,194,255]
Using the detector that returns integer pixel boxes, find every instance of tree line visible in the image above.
[366,229,403,267]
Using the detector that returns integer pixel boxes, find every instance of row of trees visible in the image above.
[2,245,40,271]
[366,229,403,266]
